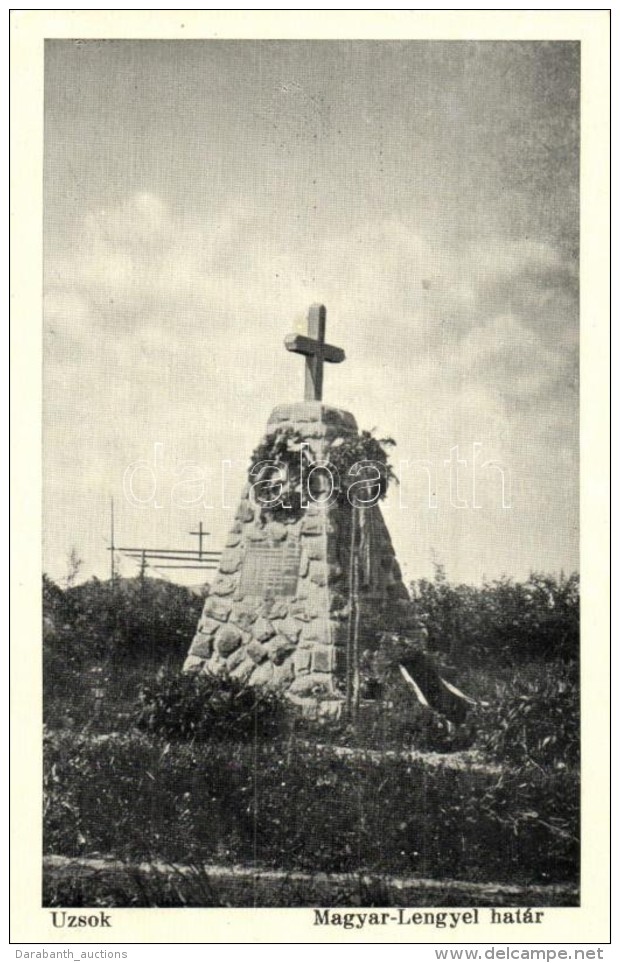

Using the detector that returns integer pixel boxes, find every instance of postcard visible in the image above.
[10,10,610,945]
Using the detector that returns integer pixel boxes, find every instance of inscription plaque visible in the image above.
[239,539,301,597]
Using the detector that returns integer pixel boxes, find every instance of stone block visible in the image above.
[267,521,287,542]
[267,404,301,424]
[301,700,319,721]
[289,674,331,697]
[289,602,311,622]
[325,516,340,537]
[271,657,294,690]
[226,533,241,548]
[211,576,236,597]
[293,648,312,675]
[277,616,301,643]
[302,516,323,536]
[309,566,326,587]
[182,655,204,674]
[301,618,331,645]
[247,639,268,664]
[252,617,275,642]
[203,597,232,622]
[194,628,214,644]
[226,645,247,671]
[268,402,322,425]
[235,501,254,524]
[220,548,243,575]
[249,660,275,688]
[231,658,255,684]
[302,424,327,439]
[216,624,243,657]
[306,541,326,561]
[265,635,295,665]
[198,616,220,637]
[265,600,288,620]
[188,636,212,660]
[312,645,336,674]
[322,406,357,430]
[204,656,228,678]
[231,601,259,632]
[296,409,322,425]
[247,527,267,542]
[303,578,329,612]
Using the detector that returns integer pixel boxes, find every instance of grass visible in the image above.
[40,570,581,907]
[43,654,580,896]
[43,722,579,889]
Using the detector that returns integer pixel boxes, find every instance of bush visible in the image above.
[43,574,206,667]
[43,574,207,729]
[43,567,580,677]
[408,568,579,665]
[472,661,579,769]
[132,668,286,741]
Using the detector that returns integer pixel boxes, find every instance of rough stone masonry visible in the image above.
[183,307,409,719]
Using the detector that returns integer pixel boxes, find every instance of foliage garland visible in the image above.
[249,425,398,519]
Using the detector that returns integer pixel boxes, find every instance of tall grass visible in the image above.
[44,729,578,885]
[41,569,580,906]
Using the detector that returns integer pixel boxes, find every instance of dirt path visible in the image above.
[306,742,502,774]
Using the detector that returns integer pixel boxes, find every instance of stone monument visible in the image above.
[183,305,409,720]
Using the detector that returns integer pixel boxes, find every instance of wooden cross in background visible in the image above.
[189,521,209,560]
[285,303,345,401]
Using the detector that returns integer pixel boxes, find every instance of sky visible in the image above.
[43,40,579,587]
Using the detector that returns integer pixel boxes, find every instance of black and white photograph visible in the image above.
[10,9,610,945]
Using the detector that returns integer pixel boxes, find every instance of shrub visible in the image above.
[472,660,579,769]
[408,568,579,665]
[43,574,206,667]
[132,668,286,741]
[43,574,208,729]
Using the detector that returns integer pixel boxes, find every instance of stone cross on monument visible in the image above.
[284,303,345,401]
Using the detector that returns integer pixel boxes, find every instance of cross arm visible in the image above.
[284,333,345,364]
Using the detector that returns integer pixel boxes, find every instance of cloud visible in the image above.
[42,189,579,584]
[44,191,578,449]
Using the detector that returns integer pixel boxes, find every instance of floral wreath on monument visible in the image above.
[248,426,398,522]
